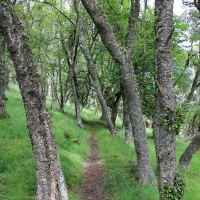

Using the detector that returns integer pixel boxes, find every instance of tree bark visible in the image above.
[187,66,200,101]
[153,0,176,199]
[108,90,121,126]
[50,68,58,110]
[121,85,132,145]
[57,60,65,113]
[179,132,200,171]
[70,61,83,127]
[0,26,7,118]
[100,110,107,121]
[74,1,116,135]
[123,101,132,145]
[80,0,156,185]
[111,103,118,127]
[0,1,68,199]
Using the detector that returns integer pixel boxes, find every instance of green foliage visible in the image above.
[99,0,130,42]
[163,174,186,200]
[133,7,155,117]
[163,104,188,132]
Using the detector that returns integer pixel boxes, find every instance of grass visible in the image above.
[1,86,200,199]
[0,86,90,200]
[95,126,159,200]
[0,86,36,200]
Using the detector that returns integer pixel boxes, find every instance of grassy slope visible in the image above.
[0,87,200,199]
[0,87,90,200]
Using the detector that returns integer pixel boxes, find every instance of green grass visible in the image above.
[1,86,200,199]
[0,86,90,199]
[95,126,159,200]
[0,86,36,200]
[176,137,200,200]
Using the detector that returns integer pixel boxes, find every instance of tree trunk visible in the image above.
[60,28,82,127]
[153,0,177,199]
[100,110,107,121]
[80,0,156,185]
[109,91,121,126]
[74,1,116,135]
[0,2,68,199]
[179,133,200,171]
[50,68,58,110]
[58,61,64,113]
[187,67,200,101]
[111,103,118,127]
[179,119,200,171]
[5,67,9,89]
[70,62,83,127]
[122,87,132,145]
[0,26,7,118]
[124,104,132,145]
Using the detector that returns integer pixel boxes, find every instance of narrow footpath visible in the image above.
[80,134,105,200]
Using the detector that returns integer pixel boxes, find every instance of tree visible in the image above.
[133,6,155,118]
[179,1,200,171]
[121,84,132,145]
[80,0,156,185]
[179,130,200,170]
[103,83,122,126]
[0,26,7,118]
[74,1,116,135]
[0,1,68,199]
[62,26,83,126]
[153,0,179,199]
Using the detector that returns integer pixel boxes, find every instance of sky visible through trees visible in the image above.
[148,0,187,15]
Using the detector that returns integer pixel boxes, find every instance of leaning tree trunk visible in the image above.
[179,131,200,171]
[154,0,177,199]
[80,0,156,185]
[74,1,116,135]
[0,26,7,118]
[0,2,68,199]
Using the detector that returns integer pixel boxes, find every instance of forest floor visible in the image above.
[80,133,105,200]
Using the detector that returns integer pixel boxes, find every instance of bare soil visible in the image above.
[80,134,105,200]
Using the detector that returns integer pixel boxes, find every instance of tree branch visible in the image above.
[33,0,74,25]
[125,0,140,57]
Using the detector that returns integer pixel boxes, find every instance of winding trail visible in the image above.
[80,134,105,200]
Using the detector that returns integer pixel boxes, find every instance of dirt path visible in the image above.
[80,134,105,200]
